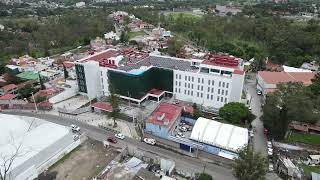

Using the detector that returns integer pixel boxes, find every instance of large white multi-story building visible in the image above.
[75,48,245,109]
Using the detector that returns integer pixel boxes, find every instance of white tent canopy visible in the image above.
[190,117,248,152]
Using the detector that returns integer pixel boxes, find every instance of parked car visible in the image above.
[71,124,80,132]
[177,132,185,138]
[269,164,274,172]
[249,130,254,138]
[73,134,79,141]
[268,149,273,156]
[107,137,117,144]
[144,138,156,145]
[257,90,262,95]
[115,133,125,140]
[179,126,187,132]
[267,141,272,148]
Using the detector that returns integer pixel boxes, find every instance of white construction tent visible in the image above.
[190,117,249,153]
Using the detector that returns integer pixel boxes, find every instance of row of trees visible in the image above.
[262,73,320,140]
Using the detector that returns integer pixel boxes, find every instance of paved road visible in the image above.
[245,75,268,157]
[2,111,235,180]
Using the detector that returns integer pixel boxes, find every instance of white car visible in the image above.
[177,132,185,138]
[73,134,79,141]
[269,164,274,172]
[249,130,254,137]
[144,138,156,145]
[267,141,272,148]
[115,133,125,140]
[268,149,273,156]
[179,126,187,132]
[257,90,262,95]
[71,124,80,132]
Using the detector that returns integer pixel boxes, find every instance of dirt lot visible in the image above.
[37,138,119,180]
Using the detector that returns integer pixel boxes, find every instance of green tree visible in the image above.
[310,72,320,96]
[233,146,268,180]
[192,103,203,119]
[262,82,317,140]
[107,91,120,127]
[39,74,45,90]
[196,172,213,180]
[120,32,129,43]
[219,102,255,125]
[63,65,69,79]
[167,37,184,57]
[18,84,35,99]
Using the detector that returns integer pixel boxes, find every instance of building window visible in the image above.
[179,75,181,79]
[188,76,191,81]
[197,92,199,97]
[175,81,178,86]
[219,81,221,87]
[225,90,228,96]
[222,82,225,88]
[224,98,227,103]
[184,90,186,94]
[192,77,194,82]
[191,84,194,89]
[221,98,223,102]
[218,89,220,94]
[222,90,224,95]
[226,83,229,88]
[208,80,211,85]
[176,74,178,79]
[185,83,187,88]
[211,88,214,93]
[175,88,177,92]
[212,80,214,86]
[217,96,220,101]
[201,86,203,91]
[191,91,193,96]
[200,93,203,98]
[211,95,213,100]
[198,78,200,83]
[179,82,181,86]
[185,76,187,81]
[100,71,103,76]
[208,87,210,92]
[207,94,209,99]
[197,85,200,90]
[188,90,190,95]
[188,83,190,88]
[179,88,181,93]
[202,78,204,83]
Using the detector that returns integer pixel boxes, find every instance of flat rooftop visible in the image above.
[202,53,242,70]
[148,102,182,129]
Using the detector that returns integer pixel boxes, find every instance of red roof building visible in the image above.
[257,71,316,96]
[0,84,18,95]
[0,94,17,100]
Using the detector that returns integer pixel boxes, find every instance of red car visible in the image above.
[107,137,117,144]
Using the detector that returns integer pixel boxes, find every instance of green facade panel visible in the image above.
[108,68,173,99]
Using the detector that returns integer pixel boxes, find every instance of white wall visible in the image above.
[83,61,101,100]
[229,73,245,103]
[173,70,238,109]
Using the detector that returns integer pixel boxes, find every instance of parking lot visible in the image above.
[172,120,194,139]
[37,138,119,180]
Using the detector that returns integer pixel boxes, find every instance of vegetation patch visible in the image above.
[286,132,320,146]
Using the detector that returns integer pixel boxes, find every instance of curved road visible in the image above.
[2,111,235,180]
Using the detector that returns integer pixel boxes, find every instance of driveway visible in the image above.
[245,74,268,157]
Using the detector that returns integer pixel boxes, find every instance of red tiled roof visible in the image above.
[258,71,316,85]
[148,88,163,96]
[0,93,17,100]
[92,102,113,112]
[63,61,75,68]
[1,84,17,92]
[35,89,57,98]
[82,50,118,63]
[149,103,182,128]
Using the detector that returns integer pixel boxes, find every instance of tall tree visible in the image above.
[107,91,120,127]
[219,102,255,125]
[310,72,320,96]
[233,146,268,180]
